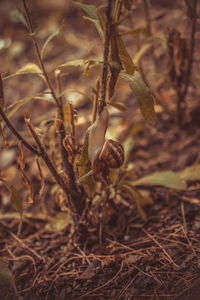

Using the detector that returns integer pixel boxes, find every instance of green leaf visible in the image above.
[120,72,156,124]
[41,27,62,59]
[74,1,104,40]
[107,101,127,111]
[0,260,20,299]
[178,164,200,181]
[133,171,187,190]
[11,8,27,28]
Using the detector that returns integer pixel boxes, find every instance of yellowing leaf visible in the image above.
[123,136,135,164]
[4,63,45,81]
[46,212,73,232]
[133,43,152,65]
[57,59,85,69]
[122,184,148,221]
[178,164,200,182]
[117,36,135,75]
[74,2,104,40]
[133,171,187,189]
[120,72,156,124]
[77,128,96,196]
[107,101,127,111]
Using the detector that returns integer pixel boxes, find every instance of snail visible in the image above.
[88,106,124,175]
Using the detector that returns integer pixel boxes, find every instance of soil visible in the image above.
[0,1,200,299]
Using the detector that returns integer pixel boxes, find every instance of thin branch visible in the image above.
[182,0,197,100]
[99,0,112,113]
[25,117,78,214]
[55,70,76,179]
[22,0,60,107]
[177,0,197,126]
[22,0,85,216]
[0,106,39,155]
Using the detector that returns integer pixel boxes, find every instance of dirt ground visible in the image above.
[0,1,200,299]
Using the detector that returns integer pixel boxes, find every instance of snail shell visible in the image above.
[99,139,124,168]
[88,107,124,174]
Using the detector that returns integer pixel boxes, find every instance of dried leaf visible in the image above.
[18,142,25,170]
[0,73,4,106]
[74,2,104,40]
[36,158,44,196]
[79,261,98,279]
[133,171,187,189]
[120,72,156,124]
[21,171,34,203]
[49,119,57,162]
[117,36,135,75]
[0,123,8,147]
[77,128,96,196]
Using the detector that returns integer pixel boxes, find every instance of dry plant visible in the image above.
[0,0,197,244]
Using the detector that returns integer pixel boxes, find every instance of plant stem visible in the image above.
[178,0,197,125]
[25,118,79,215]
[22,0,59,106]
[99,0,112,113]
[22,0,85,216]
[92,79,100,124]
[0,106,39,155]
